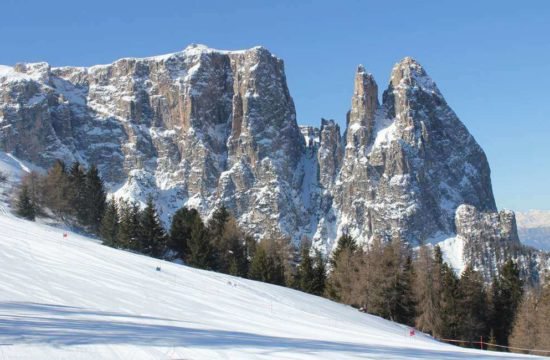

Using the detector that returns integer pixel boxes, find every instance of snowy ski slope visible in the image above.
[0,213,543,360]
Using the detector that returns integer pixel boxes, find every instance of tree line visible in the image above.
[101,197,327,295]
[13,160,549,354]
[327,233,550,353]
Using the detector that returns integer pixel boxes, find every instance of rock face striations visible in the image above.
[0,45,546,280]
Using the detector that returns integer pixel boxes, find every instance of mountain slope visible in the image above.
[0,213,542,360]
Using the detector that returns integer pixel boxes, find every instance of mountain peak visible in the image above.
[389,56,439,96]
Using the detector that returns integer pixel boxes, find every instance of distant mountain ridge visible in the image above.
[0,44,548,281]
[516,210,550,251]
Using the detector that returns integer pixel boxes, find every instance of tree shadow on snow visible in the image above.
[0,302,513,359]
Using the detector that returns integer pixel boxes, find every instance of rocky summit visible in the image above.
[0,45,547,281]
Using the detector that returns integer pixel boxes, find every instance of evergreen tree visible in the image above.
[224,217,249,277]
[311,249,327,296]
[439,262,460,339]
[68,161,87,224]
[187,214,215,269]
[208,205,239,273]
[295,244,316,293]
[392,254,416,326]
[248,242,286,285]
[16,184,35,221]
[20,171,42,214]
[117,199,141,250]
[330,233,357,267]
[248,245,271,282]
[169,207,196,260]
[208,205,230,243]
[138,196,167,258]
[491,259,524,347]
[364,238,415,325]
[457,266,488,343]
[100,196,119,247]
[207,205,248,275]
[84,164,106,232]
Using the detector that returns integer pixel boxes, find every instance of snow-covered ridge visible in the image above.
[0,44,274,77]
[0,212,541,359]
[0,63,50,83]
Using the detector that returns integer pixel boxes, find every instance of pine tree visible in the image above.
[68,161,87,224]
[84,164,106,232]
[365,238,415,324]
[249,245,270,282]
[248,240,286,285]
[295,245,316,293]
[209,205,230,243]
[187,214,215,269]
[311,249,327,296]
[138,196,167,258]
[392,254,416,326]
[169,207,197,260]
[224,217,249,277]
[20,171,42,214]
[117,199,141,250]
[16,184,35,221]
[491,259,523,347]
[207,205,235,272]
[100,196,119,247]
[457,266,488,343]
[330,233,357,267]
[207,205,248,275]
[439,262,460,339]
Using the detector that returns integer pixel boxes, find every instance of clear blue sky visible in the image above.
[1,0,548,211]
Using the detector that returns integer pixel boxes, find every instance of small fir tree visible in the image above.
[68,161,87,224]
[16,184,36,221]
[138,196,167,258]
[187,214,215,269]
[491,259,523,346]
[84,164,106,232]
[100,196,119,247]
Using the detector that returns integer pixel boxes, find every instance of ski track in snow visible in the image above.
[0,213,543,359]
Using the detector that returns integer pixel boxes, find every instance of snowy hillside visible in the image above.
[0,213,543,359]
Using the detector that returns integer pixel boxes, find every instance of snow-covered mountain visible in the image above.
[0,44,548,281]
[0,212,543,359]
[516,210,550,251]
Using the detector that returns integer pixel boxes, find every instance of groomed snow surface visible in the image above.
[0,214,542,359]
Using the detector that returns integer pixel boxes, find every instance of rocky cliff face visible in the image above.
[0,45,547,280]
[455,205,548,282]
[313,58,498,252]
[0,45,307,240]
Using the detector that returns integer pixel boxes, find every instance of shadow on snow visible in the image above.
[0,302,509,359]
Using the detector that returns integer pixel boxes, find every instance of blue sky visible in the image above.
[1,0,548,211]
